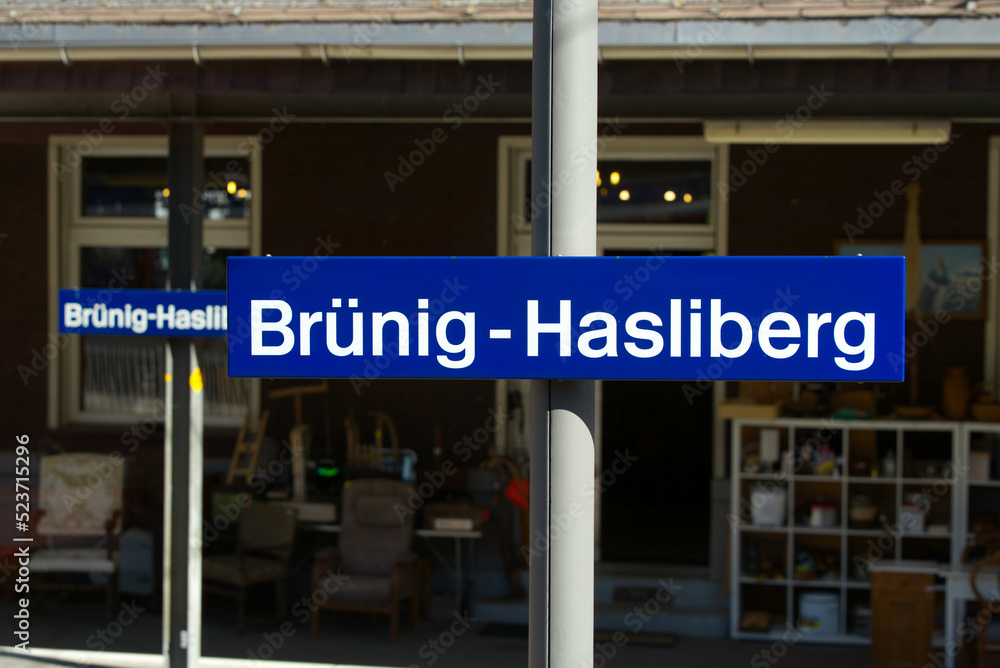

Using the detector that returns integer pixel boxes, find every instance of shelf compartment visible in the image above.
[736,423,792,477]
[793,478,843,530]
[737,582,787,637]
[968,430,1000,483]
[847,481,895,530]
[901,482,952,533]
[793,588,846,638]
[897,429,955,480]
[793,534,841,584]
[741,533,786,583]
[738,478,789,529]
[845,589,872,638]
[846,535,896,584]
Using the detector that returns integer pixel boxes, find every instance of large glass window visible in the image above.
[51,135,260,427]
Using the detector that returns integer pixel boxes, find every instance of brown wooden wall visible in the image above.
[0,119,996,480]
[728,123,994,409]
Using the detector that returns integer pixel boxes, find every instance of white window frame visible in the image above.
[987,136,1000,390]
[495,134,731,560]
[46,134,263,429]
[497,135,727,259]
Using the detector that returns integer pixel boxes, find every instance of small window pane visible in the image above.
[82,157,166,218]
[523,159,712,225]
[597,161,711,225]
[78,245,249,418]
[81,247,167,289]
[80,246,246,290]
[81,337,248,417]
[82,336,165,413]
[81,156,252,219]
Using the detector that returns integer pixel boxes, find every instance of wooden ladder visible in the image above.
[226,410,270,485]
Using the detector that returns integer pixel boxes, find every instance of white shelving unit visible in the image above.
[730,417,962,645]
[958,422,1000,558]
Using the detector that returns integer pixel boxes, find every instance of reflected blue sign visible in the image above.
[226,256,905,381]
[59,288,227,337]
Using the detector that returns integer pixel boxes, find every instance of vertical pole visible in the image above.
[164,122,204,668]
[530,0,597,663]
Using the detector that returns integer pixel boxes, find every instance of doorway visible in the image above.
[597,249,713,565]
[496,134,729,567]
[599,380,713,564]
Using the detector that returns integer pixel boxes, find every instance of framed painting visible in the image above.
[835,239,986,320]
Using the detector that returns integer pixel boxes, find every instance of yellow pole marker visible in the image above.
[165,373,173,383]
[189,367,203,393]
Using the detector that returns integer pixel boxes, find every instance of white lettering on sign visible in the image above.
[64,301,226,335]
[248,298,876,372]
[252,298,477,369]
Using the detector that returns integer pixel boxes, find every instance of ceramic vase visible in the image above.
[942,366,971,421]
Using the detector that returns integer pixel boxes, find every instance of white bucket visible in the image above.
[750,483,787,527]
[798,592,840,636]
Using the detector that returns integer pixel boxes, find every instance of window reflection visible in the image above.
[80,246,244,291]
[81,157,252,219]
[78,246,249,418]
[524,160,713,225]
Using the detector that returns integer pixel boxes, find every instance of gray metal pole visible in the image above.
[529,0,597,663]
[164,122,204,668]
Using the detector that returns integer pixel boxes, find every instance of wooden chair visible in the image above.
[310,478,418,644]
[202,502,298,635]
[32,453,125,621]
[970,549,1000,667]
[344,411,401,476]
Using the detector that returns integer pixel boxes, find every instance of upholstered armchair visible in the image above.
[202,502,298,635]
[32,453,125,621]
[310,478,420,644]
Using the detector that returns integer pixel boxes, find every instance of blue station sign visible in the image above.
[226,256,905,381]
[59,288,228,337]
